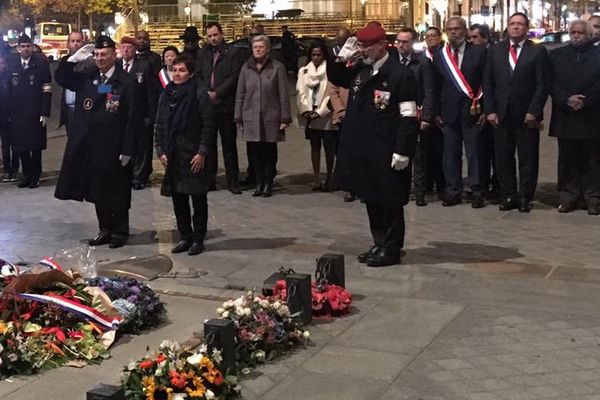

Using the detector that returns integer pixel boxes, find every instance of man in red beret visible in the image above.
[118,36,161,191]
[332,22,419,267]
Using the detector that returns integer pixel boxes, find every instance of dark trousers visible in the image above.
[413,125,445,194]
[19,150,42,182]
[557,138,600,207]
[495,114,539,200]
[481,124,498,193]
[443,118,484,197]
[133,124,154,184]
[209,112,239,181]
[172,192,208,243]
[0,126,18,174]
[95,205,129,239]
[365,202,405,250]
[247,142,277,185]
[65,106,76,137]
[244,143,256,184]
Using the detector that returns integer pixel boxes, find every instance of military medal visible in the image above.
[135,72,144,84]
[105,93,120,113]
[83,98,93,110]
[11,76,18,86]
[373,90,390,110]
[29,75,35,86]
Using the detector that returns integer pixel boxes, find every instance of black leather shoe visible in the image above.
[262,183,273,197]
[366,248,401,267]
[588,204,600,216]
[188,242,205,256]
[252,184,264,197]
[28,180,40,189]
[499,197,518,211]
[171,240,191,253]
[442,196,462,207]
[558,203,576,213]
[471,195,485,209]
[132,182,146,190]
[228,181,242,195]
[109,237,126,249]
[415,193,427,207]
[17,180,30,188]
[89,232,112,246]
[358,246,380,263]
[518,198,532,213]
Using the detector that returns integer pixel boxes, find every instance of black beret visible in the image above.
[17,34,32,44]
[95,35,115,49]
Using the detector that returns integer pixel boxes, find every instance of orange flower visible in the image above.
[200,356,214,371]
[203,368,224,386]
[185,376,206,398]
[169,370,187,389]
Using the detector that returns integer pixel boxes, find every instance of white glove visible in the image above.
[119,154,131,167]
[337,36,361,62]
[67,44,95,63]
[391,153,410,171]
[39,116,48,127]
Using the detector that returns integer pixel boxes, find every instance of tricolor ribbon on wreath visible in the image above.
[16,292,122,331]
[441,44,483,116]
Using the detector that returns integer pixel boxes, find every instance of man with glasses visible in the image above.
[549,19,600,215]
[396,27,444,206]
[54,36,142,248]
[484,12,550,213]
[333,22,418,267]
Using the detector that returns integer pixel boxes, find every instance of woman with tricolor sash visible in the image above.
[158,46,179,89]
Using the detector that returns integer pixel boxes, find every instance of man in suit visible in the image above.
[484,12,550,212]
[196,22,243,194]
[433,17,487,208]
[135,30,162,75]
[8,34,52,189]
[118,36,160,190]
[396,27,444,206]
[58,31,85,138]
[54,36,141,248]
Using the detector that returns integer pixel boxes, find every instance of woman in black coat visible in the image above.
[155,55,217,255]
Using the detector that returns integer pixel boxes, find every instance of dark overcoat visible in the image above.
[53,62,141,210]
[7,53,52,152]
[333,56,419,207]
[154,83,217,196]
[549,42,600,139]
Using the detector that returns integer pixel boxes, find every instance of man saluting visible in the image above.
[54,36,141,249]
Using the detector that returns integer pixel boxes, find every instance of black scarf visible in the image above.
[165,79,195,135]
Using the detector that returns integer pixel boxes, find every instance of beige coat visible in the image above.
[234,56,291,143]
[326,81,349,126]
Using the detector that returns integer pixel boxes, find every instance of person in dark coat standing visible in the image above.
[396,27,444,207]
[433,17,487,208]
[155,55,217,255]
[181,27,201,61]
[484,12,551,213]
[549,20,600,215]
[58,31,85,138]
[135,30,162,75]
[0,53,18,183]
[196,22,243,194]
[54,36,141,249]
[281,26,298,74]
[118,36,161,190]
[234,35,291,198]
[8,34,52,189]
[333,22,418,267]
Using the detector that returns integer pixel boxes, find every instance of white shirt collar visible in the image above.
[101,65,116,79]
[20,57,31,64]
[510,39,526,48]
[372,52,389,75]
[123,58,134,68]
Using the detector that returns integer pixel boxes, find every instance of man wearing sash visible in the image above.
[333,22,418,267]
[483,12,550,212]
[433,17,487,208]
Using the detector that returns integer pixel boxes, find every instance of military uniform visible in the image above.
[8,46,52,187]
[54,37,141,247]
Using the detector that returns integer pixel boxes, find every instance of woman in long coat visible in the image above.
[234,35,291,197]
[155,55,217,255]
[549,20,600,215]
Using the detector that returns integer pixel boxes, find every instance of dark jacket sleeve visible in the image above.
[145,64,161,123]
[395,69,419,157]
[40,57,52,118]
[527,46,551,117]
[154,91,168,157]
[420,59,436,123]
[215,46,243,100]
[196,90,217,156]
[277,62,292,124]
[483,45,496,115]
[121,77,142,157]
[54,59,86,92]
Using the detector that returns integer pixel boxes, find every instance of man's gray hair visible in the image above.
[251,34,271,51]
[570,19,593,39]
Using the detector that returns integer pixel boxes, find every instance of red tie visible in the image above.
[453,48,459,65]
[210,49,220,90]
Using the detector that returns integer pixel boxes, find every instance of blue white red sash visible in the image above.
[16,292,122,331]
[425,48,433,61]
[158,67,171,89]
[37,257,63,271]
[508,44,519,71]
[441,43,482,111]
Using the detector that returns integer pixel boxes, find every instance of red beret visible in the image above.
[120,36,139,46]
[356,22,386,47]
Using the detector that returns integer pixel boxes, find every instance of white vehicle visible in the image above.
[34,21,71,61]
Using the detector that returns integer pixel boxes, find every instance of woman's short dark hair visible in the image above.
[306,41,329,64]
[162,45,179,59]
[172,55,195,74]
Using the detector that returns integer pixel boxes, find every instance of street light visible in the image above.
[184,0,192,26]
[360,0,368,20]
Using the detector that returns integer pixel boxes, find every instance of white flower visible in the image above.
[199,344,208,354]
[303,331,310,340]
[222,311,230,318]
[273,301,281,309]
[173,393,188,400]
[259,299,270,308]
[243,307,252,316]
[127,361,136,371]
[186,353,202,366]
[233,296,245,307]
[223,300,234,308]
[205,389,215,400]
[235,306,245,316]
[216,307,225,315]
[254,350,266,362]
[159,340,180,352]
[0,343,3,353]
[211,348,223,363]
[241,367,251,375]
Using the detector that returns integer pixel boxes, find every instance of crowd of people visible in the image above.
[0,14,598,266]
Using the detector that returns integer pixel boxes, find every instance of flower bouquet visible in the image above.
[216,292,309,369]
[272,280,352,318]
[122,340,240,400]
[86,277,165,334]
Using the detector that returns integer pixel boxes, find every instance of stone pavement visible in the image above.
[1,94,600,399]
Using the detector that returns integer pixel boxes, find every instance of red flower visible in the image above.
[213,370,224,386]
[139,359,154,369]
[169,370,187,389]
[156,353,167,363]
